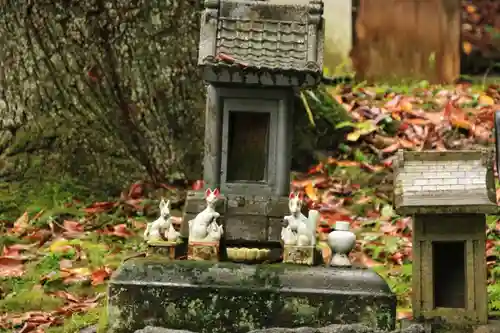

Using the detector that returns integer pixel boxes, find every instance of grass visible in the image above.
[0,177,147,333]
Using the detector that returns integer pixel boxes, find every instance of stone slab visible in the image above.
[108,259,396,333]
[134,323,426,333]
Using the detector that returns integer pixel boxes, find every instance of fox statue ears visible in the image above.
[205,188,220,198]
[159,198,170,211]
[289,192,304,200]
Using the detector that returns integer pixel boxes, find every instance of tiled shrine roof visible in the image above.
[198,0,324,85]
[216,17,311,71]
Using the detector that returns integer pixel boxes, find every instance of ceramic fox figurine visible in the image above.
[281,192,316,246]
[144,199,173,242]
[188,188,223,242]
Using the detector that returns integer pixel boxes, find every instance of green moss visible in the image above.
[0,287,64,313]
[46,306,106,333]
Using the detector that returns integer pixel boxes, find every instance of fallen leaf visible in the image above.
[462,41,472,55]
[111,224,133,238]
[478,94,494,106]
[305,183,319,202]
[12,211,30,235]
[49,239,74,254]
[127,181,144,199]
[382,142,401,153]
[0,257,24,277]
[91,267,112,286]
[60,267,92,284]
[84,201,117,214]
[63,220,84,233]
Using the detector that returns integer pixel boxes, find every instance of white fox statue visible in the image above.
[144,199,180,242]
[281,192,318,246]
[188,188,224,243]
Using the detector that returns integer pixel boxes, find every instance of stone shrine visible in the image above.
[106,1,396,332]
[393,148,498,332]
[182,0,325,248]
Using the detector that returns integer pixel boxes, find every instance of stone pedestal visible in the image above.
[147,241,178,260]
[187,242,219,261]
[282,245,315,265]
[107,259,396,333]
[182,191,290,244]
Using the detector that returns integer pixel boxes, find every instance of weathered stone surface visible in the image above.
[133,324,426,333]
[266,197,291,217]
[134,328,194,333]
[226,196,269,215]
[247,324,426,333]
[108,259,396,333]
[268,218,284,241]
[225,215,268,241]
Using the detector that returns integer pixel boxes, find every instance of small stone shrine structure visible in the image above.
[182,0,324,245]
[393,149,496,329]
[106,2,397,333]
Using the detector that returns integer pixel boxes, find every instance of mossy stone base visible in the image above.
[107,259,396,333]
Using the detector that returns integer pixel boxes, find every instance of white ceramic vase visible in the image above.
[327,221,356,267]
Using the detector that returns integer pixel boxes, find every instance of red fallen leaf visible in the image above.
[398,138,415,149]
[84,201,117,214]
[131,219,147,229]
[355,196,372,205]
[0,257,24,277]
[318,226,331,234]
[307,163,324,174]
[125,199,144,211]
[127,181,144,199]
[336,160,360,167]
[63,220,84,233]
[291,175,330,190]
[398,122,409,131]
[405,118,431,126]
[24,229,52,246]
[397,309,413,320]
[12,211,30,235]
[91,267,113,286]
[360,162,384,173]
[382,142,401,153]
[382,156,394,168]
[390,252,404,265]
[2,245,20,257]
[52,291,81,303]
[192,180,204,191]
[100,224,134,238]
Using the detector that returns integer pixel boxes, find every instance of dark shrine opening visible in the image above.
[226,111,270,183]
[432,241,466,309]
